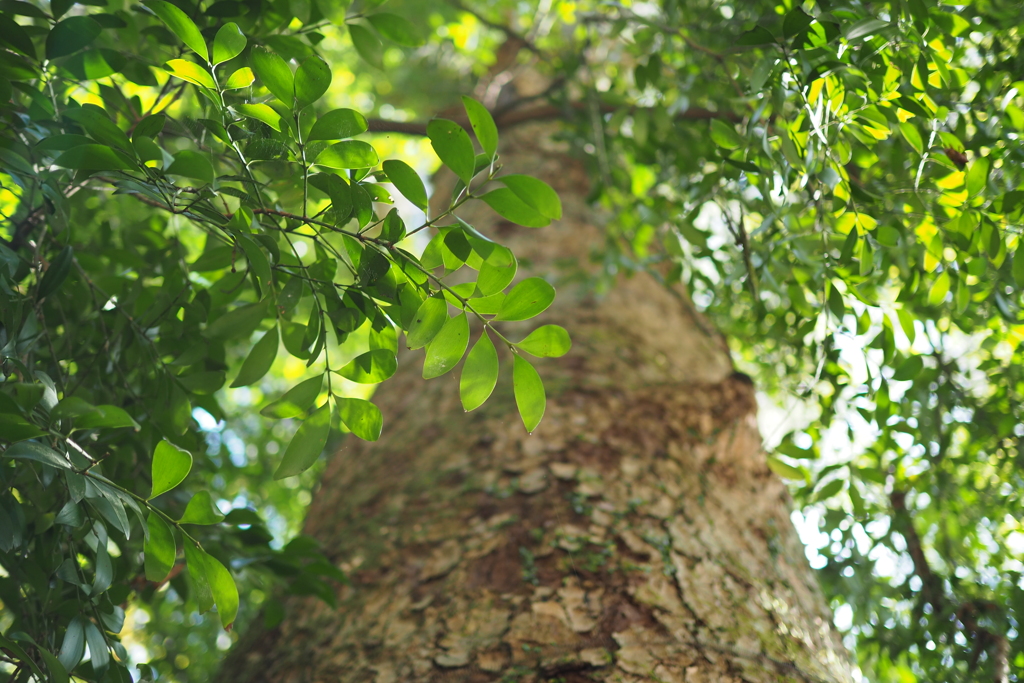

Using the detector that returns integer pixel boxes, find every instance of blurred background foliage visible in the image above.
[2,0,1024,682]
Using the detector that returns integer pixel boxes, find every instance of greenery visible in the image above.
[0,0,1021,682]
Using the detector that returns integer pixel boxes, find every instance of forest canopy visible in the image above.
[0,0,1022,682]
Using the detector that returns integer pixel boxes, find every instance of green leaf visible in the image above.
[899,121,923,154]
[46,16,102,59]
[967,156,990,197]
[427,119,476,184]
[336,397,383,441]
[205,300,269,339]
[516,324,571,357]
[307,108,368,141]
[1013,249,1024,287]
[767,456,806,480]
[133,114,166,139]
[476,250,517,296]
[250,46,293,104]
[144,512,175,582]
[84,622,109,674]
[91,526,113,594]
[54,144,134,171]
[233,103,282,131]
[231,326,278,387]
[928,270,950,306]
[183,542,213,613]
[222,66,254,89]
[735,25,776,46]
[710,119,744,149]
[382,159,427,209]
[893,355,924,381]
[462,96,498,158]
[204,553,238,629]
[495,277,555,321]
[166,150,214,184]
[294,55,331,107]
[783,7,813,37]
[423,312,470,379]
[274,401,331,479]
[37,645,68,683]
[406,295,448,349]
[74,405,140,430]
[179,490,226,524]
[348,24,382,68]
[460,330,498,411]
[500,175,561,220]
[367,13,424,46]
[144,0,208,60]
[512,355,545,433]
[337,349,397,384]
[0,636,45,681]
[38,245,73,298]
[4,441,72,470]
[480,188,549,228]
[316,140,379,169]
[163,58,215,89]
[149,440,192,498]
[57,616,86,672]
[260,375,323,418]
[212,22,245,65]
[0,414,45,442]
[844,17,890,41]
[237,234,272,294]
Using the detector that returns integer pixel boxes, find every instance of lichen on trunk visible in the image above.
[223,123,853,683]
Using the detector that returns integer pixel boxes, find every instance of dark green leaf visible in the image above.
[260,375,323,418]
[274,401,331,479]
[54,144,134,171]
[250,46,293,104]
[38,245,73,298]
[406,295,448,349]
[149,440,192,498]
[57,616,86,672]
[348,24,382,68]
[46,15,102,59]
[205,300,269,339]
[4,441,72,470]
[294,55,331,107]
[166,150,214,184]
[183,542,214,613]
[144,512,175,581]
[231,326,278,387]
[84,622,109,673]
[512,355,545,433]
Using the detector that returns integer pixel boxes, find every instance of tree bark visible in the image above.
[223,122,854,683]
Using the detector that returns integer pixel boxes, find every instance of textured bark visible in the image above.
[223,123,854,683]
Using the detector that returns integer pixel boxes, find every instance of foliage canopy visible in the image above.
[1,0,1023,682]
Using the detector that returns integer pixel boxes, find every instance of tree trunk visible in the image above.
[224,122,854,683]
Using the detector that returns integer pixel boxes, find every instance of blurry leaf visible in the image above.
[274,402,331,479]
[367,13,423,46]
[480,188,549,227]
[423,312,469,379]
[767,456,806,480]
[735,26,775,46]
[205,300,269,339]
[316,141,379,169]
[512,355,545,433]
[250,46,293,104]
[166,150,214,183]
[382,159,427,209]
[54,144,134,171]
[893,355,923,381]
[427,119,476,184]
[231,326,278,387]
[899,121,923,154]
[348,24,382,68]
[516,324,571,358]
[967,156,990,197]
[462,96,498,158]
[144,512,175,581]
[495,277,555,321]
[406,295,447,349]
[38,245,73,298]
[783,8,813,37]
[460,330,498,411]
[844,17,889,41]
[144,0,208,60]
[927,270,950,306]
[183,542,213,613]
[149,440,192,499]
[4,441,72,470]
[337,349,396,384]
[212,22,245,64]
[336,397,383,441]
[294,55,331,107]
[179,490,226,524]
[46,16,102,59]
[1013,249,1024,287]
[260,375,322,418]
[710,119,744,149]
[307,108,368,141]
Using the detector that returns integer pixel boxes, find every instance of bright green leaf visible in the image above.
[204,553,238,629]
[166,150,214,184]
[382,159,427,209]
[307,108,368,141]
[144,512,175,581]
[899,121,923,154]
[480,188,549,228]
[423,312,469,379]
[316,141,379,169]
[149,440,192,498]
[516,324,571,357]
[222,67,254,89]
[500,175,561,220]
[406,295,448,349]
[163,58,215,89]
[260,375,323,418]
[144,0,208,61]
[233,103,282,131]
[512,354,545,433]
[709,119,744,149]
[250,46,293,104]
[336,397,383,441]
[495,277,555,321]
[212,22,245,65]
[462,96,498,158]
[179,490,226,525]
[294,55,331,107]
[337,349,397,384]
[183,542,213,613]
[460,330,498,411]
[427,119,476,184]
